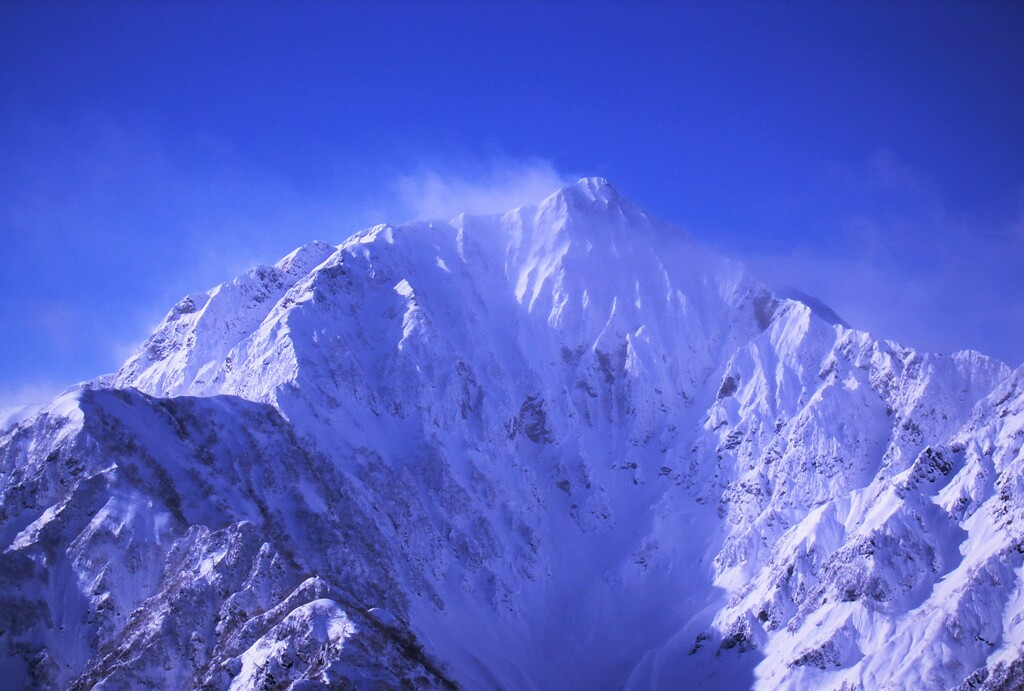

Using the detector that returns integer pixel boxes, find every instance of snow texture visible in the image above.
[2,178,1023,689]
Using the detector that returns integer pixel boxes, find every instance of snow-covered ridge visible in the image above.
[2,178,1021,689]
[0,404,42,433]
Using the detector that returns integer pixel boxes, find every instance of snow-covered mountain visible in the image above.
[3,178,1023,689]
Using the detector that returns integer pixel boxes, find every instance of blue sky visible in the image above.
[2,1,1023,405]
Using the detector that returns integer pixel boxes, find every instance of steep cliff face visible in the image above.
[2,179,1021,689]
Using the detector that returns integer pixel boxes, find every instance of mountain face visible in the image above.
[3,177,1023,690]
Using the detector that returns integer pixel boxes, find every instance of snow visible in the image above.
[230,599,355,690]
[1,178,1022,689]
[0,404,42,432]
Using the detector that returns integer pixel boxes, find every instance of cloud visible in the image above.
[0,108,576,400]
[0,108,362,397]
[746,151,1024,365]
[0,381,66,409]
[393,157,573,222]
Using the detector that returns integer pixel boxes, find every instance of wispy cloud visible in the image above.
[747,150,1024,365]
[0,381,66,409]
[1,109,576,399]
[393,157,572,221]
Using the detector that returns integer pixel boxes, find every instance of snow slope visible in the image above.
[2,178,1022,689]
[0,404,43,433]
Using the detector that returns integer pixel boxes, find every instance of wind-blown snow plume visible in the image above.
[394,157,571,220]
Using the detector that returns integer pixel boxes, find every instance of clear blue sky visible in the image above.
[2,1,1023,405]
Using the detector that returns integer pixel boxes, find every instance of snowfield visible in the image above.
[2,178,1023,689]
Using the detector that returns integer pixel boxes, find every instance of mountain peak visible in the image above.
[575,175,615,194]
[563,175,620,204]
[9,177,1021,691]
[534,176,647,227]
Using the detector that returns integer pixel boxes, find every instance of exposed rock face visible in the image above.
[2,178,1022,689]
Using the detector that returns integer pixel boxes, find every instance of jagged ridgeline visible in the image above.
[2,179,1023,689]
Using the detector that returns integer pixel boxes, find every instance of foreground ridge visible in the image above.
[2,179,1022,689]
